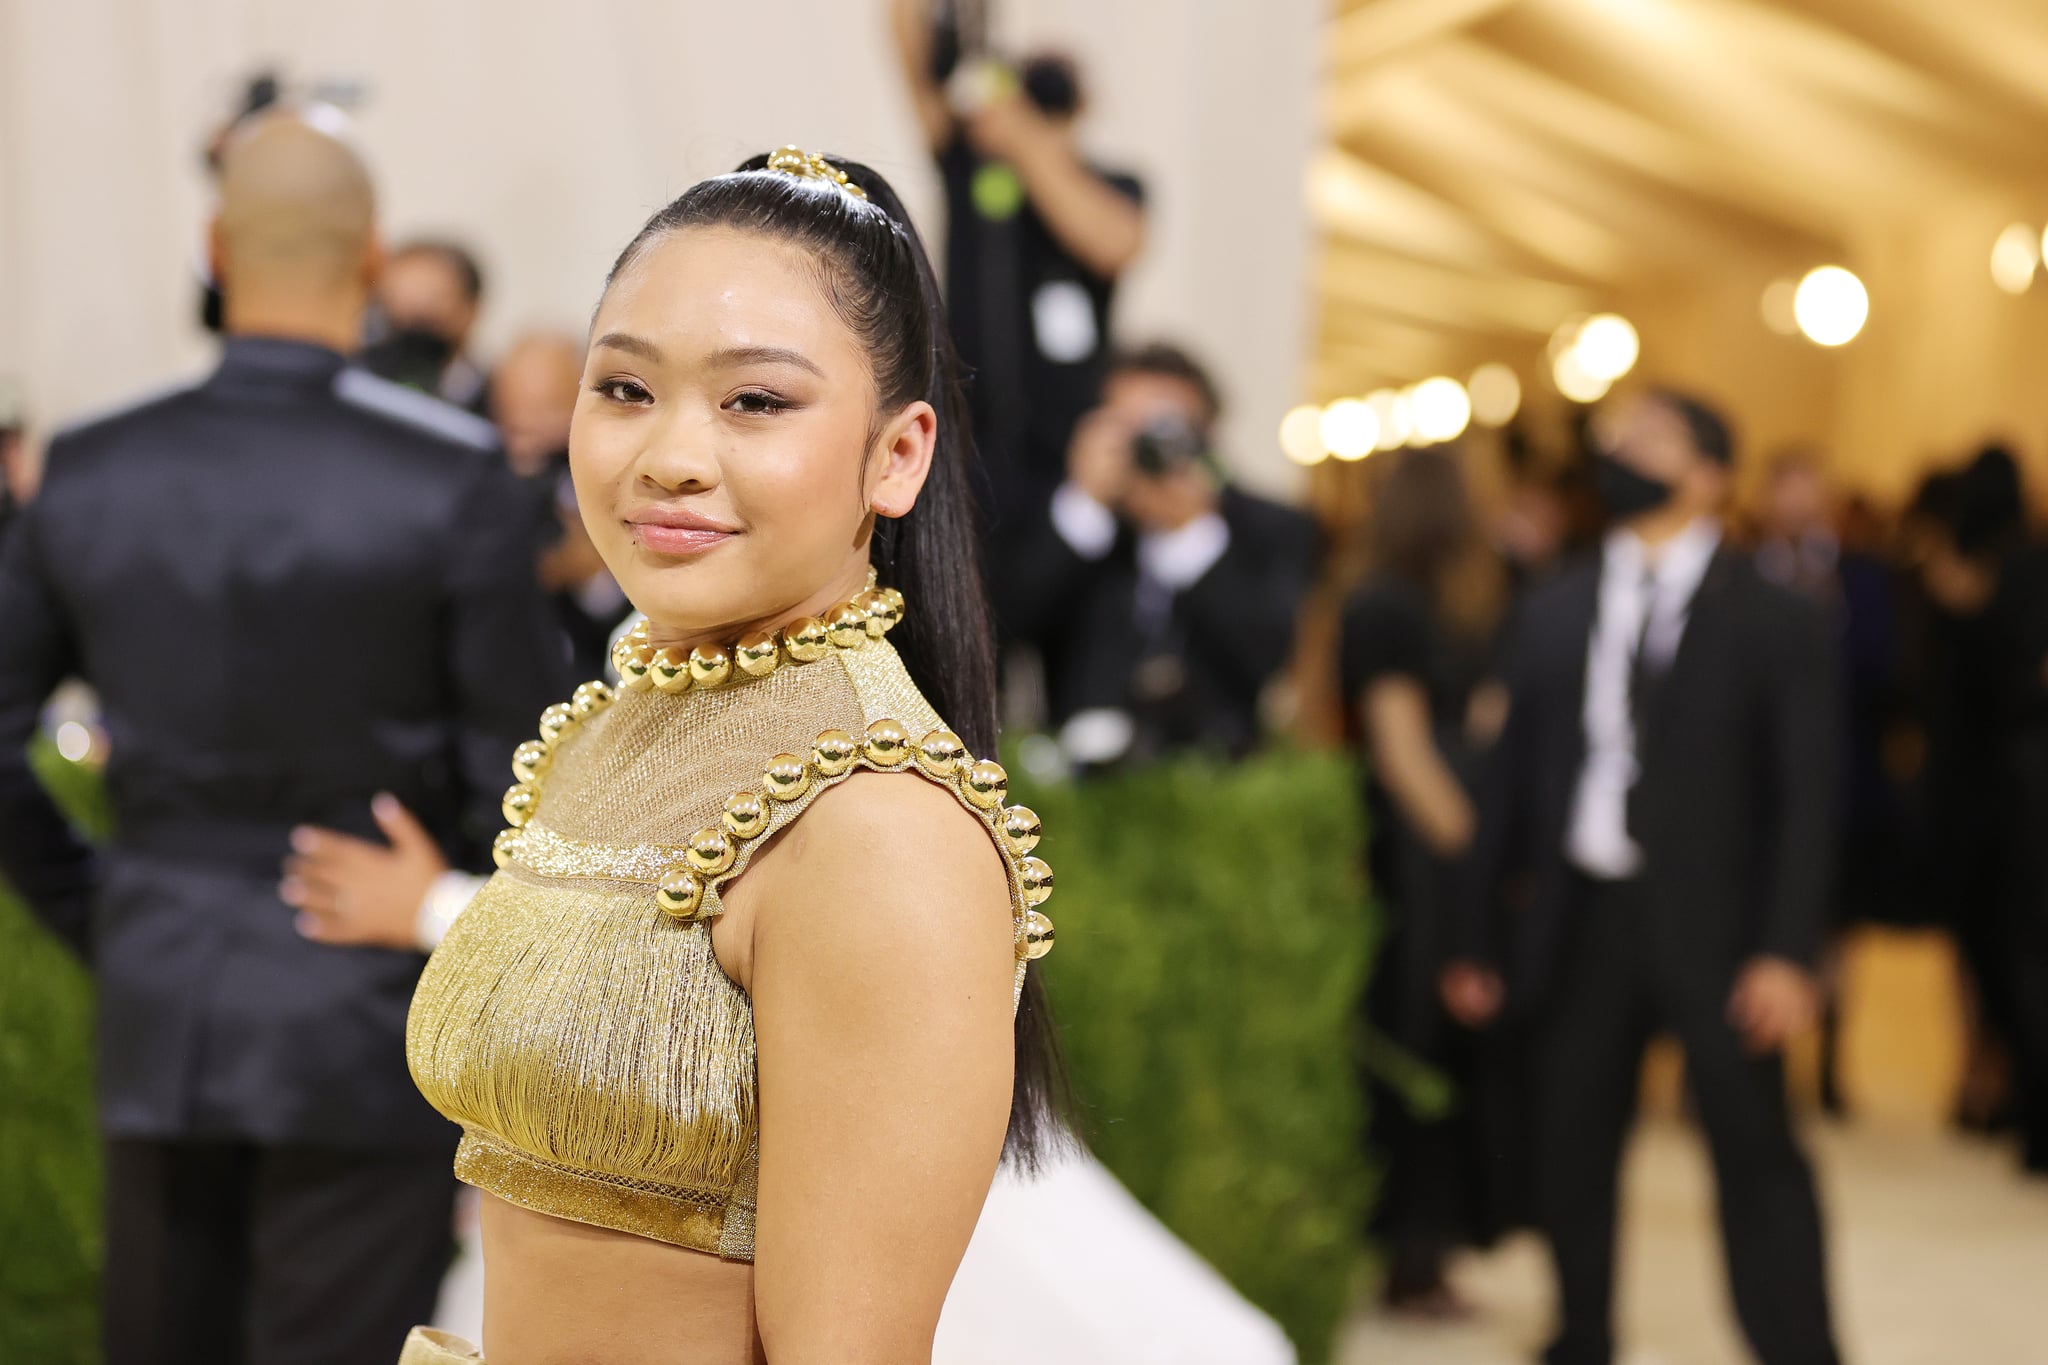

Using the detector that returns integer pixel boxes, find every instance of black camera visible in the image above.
[1130,415,1210,477]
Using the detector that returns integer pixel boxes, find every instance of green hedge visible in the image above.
[1016,747,1377,1365]
[1,741,107,1365]
[1,745,1379,1365]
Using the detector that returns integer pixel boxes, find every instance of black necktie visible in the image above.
[1625,568,1658,839]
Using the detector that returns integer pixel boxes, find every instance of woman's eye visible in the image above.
[728,390,792,416]
[594,378,652,405]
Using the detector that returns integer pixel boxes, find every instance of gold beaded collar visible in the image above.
[607,569,904,697]
[490,573,1056,965]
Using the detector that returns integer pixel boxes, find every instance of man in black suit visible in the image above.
[996,343,1318,765]
[0,112,561,1363]
[1442,390,1842,1365]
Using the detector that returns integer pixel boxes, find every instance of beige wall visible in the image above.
[0,0,1319,497]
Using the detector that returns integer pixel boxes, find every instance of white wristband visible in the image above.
[416,870,488,952]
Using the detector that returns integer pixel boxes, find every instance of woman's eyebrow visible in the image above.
[704,344,825,378]
[591,331,662,361]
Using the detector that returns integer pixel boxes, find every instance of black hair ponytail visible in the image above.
[607,154,1072,1166]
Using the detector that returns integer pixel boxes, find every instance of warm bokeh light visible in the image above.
[1794,266,1869,346]
[1573,313,1641,383]
[1991,223,2039,296]
[1552,348,1612,404]
[1278,404,1328,466]
[1366,389,1410,451]
[1409,377,1472,444]
[1318,399,1379,461]
[1760,278,1800,336]
[1469,363,1522,427]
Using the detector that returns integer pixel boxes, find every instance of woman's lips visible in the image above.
[630,522,735,556]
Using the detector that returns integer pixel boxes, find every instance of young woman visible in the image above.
[394,148,1063,1364]
[1339,447,1507,1317]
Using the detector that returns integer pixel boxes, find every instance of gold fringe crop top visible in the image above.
[405,580,1054,1261]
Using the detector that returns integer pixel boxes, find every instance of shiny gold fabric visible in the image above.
[397,1328,483,1364]
[406,639,1033,1262]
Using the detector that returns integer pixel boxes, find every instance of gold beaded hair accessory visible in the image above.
[764,145,867,200]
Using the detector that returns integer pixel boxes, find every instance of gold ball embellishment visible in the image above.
[650,647,692,694]
[914,728,965,778]
[502,783,539,828]
[813,729,859,777]
[571,680,614,718]
[688,643,733,688]
[735,632,781,678]
[960,759,1009,811]
[854,589,897,639]
[685,826,737,877]
[763,753,813,802]
[863,718,913,768]
[826,603,871,650]
[656,866,706,920]
[723,790,768,839]
[1018,856,1054,907]
[511,740,552,786]
[1000,805,1042,856]
[1021,909,1056,960]
[492,828,522,870]
[783,616,831,662]
[610,634,652,687]
[538,703,577,744]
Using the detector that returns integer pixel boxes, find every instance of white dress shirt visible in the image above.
[1565,519,1722,880]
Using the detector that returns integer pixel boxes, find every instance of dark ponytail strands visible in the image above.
[607,156,1073,1167]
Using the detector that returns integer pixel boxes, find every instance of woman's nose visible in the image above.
[636,410,721,492]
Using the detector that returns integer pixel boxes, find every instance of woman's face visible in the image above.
[570,225,934,644]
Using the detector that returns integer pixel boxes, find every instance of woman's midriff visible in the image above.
[478,1194,765,1365]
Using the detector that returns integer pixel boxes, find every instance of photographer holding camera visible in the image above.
[890,0,1148,542]
[1003,344,1318,767]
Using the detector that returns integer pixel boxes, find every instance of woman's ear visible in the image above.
[868,400,938,519]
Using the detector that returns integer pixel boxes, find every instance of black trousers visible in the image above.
[1533,880,1838,1365]
[103,1139,458,1365]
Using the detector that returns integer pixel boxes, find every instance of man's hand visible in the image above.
[1439,960,1504,1028]
[963,92,1051,164]
[1066,408,1134,508]
[1726,955,1820,1054]
[281,795,448,950]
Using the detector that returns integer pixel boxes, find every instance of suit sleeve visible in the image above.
[444,457,571,870]
[1760,592,1843,968]
[0,490,96,957]
[988,490,1123,648]
[1456,602,1536,967]
[1178,537,1302,708]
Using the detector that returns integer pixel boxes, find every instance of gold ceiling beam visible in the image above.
[1306,147,1615,283]
[1334,70,1824,272]
[1404,36,1846,244]
[1482,0,1997,217]
[1329,0,1522,73]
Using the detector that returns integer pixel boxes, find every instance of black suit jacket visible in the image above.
[0,337,566,1148]
[1000,484,1318,756]
[1467,542,1841,1005]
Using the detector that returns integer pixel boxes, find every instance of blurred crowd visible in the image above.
[5,7,2048,1364]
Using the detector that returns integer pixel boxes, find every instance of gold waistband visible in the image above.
[452,1127,747,1261]
[398,1328,482,1364]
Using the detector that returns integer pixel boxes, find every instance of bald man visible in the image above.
[0,111,563,1363]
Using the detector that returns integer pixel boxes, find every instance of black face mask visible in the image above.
[1594,451,1675,521]
[358,327,457,393]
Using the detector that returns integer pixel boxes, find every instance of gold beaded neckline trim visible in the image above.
[489,575,1056,965]
[606,568,904,697]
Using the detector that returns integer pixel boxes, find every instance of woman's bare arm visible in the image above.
[1363,676,1476,856]
[739,770,1016,1364]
